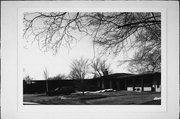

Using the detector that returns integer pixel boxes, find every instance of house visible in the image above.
[23,72,161,94]
[95,72,161,92]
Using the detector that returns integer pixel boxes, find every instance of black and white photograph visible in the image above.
[22,12,162,105]
[1,1,179,119]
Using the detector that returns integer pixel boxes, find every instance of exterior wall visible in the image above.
[127,87,133,91]
[152,76,161,92]
[134,87,142,91]
[98,81,100,88]
[144,87,152,91]
[153,84,161,92]
[109,79,112,89]
[127,87,152,92]
[101,80,105,89]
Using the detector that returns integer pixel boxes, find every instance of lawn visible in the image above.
[23,91,161,105]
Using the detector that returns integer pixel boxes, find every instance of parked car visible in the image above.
[46,86,75,96]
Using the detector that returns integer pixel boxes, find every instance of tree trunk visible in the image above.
[82,79,84,95]
[46,80,49,95]
[141,78,144,92]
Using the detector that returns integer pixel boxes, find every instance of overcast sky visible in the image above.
[22,12,138,80]
[22,36,132,80]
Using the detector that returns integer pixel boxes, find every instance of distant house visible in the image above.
[23,72,161,94]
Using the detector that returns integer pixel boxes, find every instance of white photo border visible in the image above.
[1,1,179,119]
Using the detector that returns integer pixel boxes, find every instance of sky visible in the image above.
[22,12,136,80]
[22,36,131,80]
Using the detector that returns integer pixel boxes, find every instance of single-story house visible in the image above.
[95,72,161,92]
[23,72,161,94]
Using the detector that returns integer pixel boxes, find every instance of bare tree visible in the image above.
[43,68,49,93]
[23,12,161,73]
[49,73,67,80]
[23,12,88,54]
[23,75,33,84]
[128,47,161,73]
[69,57,89,95]
[23,75,32,80]
[69,57,89,80]
[87,12,161,73]
[91,58,111,77]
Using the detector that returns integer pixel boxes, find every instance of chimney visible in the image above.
[103,69,108,76]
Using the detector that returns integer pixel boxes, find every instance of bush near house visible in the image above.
[46,86,75,96]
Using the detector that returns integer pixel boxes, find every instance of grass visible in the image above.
[23,91,161,105]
